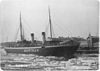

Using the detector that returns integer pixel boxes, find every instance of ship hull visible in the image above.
[4,45,79,58]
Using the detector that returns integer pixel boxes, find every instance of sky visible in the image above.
[0,0,99,42]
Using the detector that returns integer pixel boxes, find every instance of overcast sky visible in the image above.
[0,0,99,42]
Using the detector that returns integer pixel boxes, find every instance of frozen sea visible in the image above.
[0,48,99,71]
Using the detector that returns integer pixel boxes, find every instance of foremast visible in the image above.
[48,6,53,39]
[20,12,25,41]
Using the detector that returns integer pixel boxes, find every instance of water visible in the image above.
[0,48,99,71]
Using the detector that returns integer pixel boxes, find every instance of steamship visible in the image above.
[3,7,80,58]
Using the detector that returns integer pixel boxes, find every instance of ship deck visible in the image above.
[4,44,78,49]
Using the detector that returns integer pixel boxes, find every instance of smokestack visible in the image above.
[42,32,46,45]
[31,33,34,44]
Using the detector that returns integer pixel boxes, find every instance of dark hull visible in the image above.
[4,45,79,58]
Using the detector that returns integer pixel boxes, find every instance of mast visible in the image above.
[48,6,52,39]
[20,12,24,41]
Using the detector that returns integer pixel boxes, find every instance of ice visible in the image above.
[0,53,99,71]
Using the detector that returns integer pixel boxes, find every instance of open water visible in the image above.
[0,48,99,71]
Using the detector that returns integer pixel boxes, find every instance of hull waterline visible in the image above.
[4,45,79,58]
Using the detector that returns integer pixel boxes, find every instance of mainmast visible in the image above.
[20,12,24,41]
[48,6,52,39]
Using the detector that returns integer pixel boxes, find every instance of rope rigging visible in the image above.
[14,25,20,42]
[45,6,68,38]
